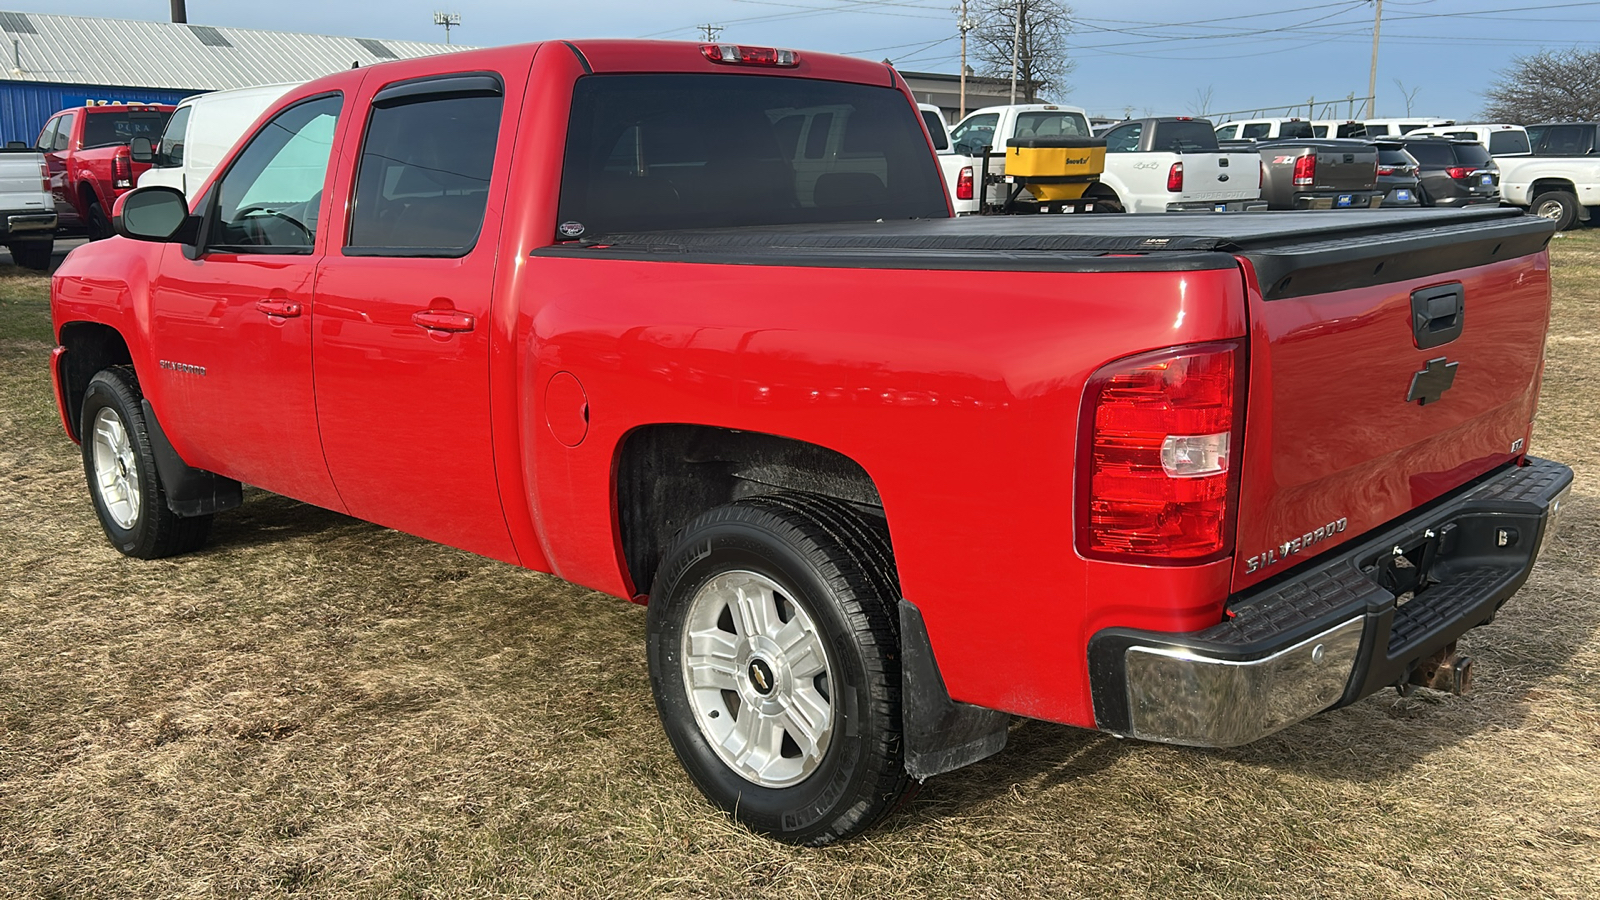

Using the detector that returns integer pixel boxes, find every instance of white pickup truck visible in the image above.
[0,146,56,270]
[943,106,1260,214]
[1490,122,1600,231]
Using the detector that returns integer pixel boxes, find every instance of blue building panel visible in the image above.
[1,81,201,145]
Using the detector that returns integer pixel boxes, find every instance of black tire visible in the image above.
[85,195,113,241]
[7,239,52,271]
[1530,190,1579,232]
[647,494,911,845]
[1089,191,1125,214]
[80,366,212,558]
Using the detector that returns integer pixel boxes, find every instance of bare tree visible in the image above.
[1482,47,1600,123]
[1392,79,1421,116]
[1187,85,1215,117]
[968,0,1076,102]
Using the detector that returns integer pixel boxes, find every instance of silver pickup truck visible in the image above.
[0,146,56,270]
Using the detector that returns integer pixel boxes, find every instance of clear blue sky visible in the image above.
[15,1,1600,121]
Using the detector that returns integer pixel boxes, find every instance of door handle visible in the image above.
[255,298,302,318]
[411,309,476,333]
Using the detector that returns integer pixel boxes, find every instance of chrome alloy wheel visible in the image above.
[681,570,835,788]
[1534,198,1567,220]
[91,406,141,530]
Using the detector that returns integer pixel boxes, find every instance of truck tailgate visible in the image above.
[1175,150,1260,205]
[1230,209,1555,590]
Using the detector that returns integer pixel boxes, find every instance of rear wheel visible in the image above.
[80,367,212,558]
[7,239,52,271]
[85,195,113,241]
[647,495,910,844]
[1530,190,1579,231]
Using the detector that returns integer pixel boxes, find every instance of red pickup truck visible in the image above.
[36,103,173,239]
[48,41,1572,844]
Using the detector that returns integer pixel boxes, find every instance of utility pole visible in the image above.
[698,23,723,42]
[1009,1,1023,104]
[1366,0,1383,118]
[433,11,460,44]
[958,0,972,118]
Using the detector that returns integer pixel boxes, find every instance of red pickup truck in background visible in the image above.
[36,103,173,239]
[48,41,1571,844]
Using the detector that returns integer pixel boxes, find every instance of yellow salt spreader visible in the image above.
[975,135,1108,214]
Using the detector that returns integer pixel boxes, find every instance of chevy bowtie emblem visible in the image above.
[1407,357,1458,406]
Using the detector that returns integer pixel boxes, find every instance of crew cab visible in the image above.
[0,145,55,269]
[1090,116,1263,213]
[1494,122,1600,230]
[35,103,174,239]
[50,40,1571,845]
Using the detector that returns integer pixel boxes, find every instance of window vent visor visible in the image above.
[372,74,503,109]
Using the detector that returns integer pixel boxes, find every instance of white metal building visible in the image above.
[0,9,464,144]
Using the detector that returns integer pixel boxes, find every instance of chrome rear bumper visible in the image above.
[1089,457,1573,747]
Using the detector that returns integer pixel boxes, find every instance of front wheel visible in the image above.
[1530,190,1579,231]
[647,495,911,844]
[80,367,212,558]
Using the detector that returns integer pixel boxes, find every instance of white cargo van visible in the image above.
[135,83,300,197]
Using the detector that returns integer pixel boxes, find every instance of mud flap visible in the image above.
[140,399,243,517]
[899,599,1010,779]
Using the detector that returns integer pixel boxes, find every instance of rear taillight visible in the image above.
[1166,161,1183,192]
[1292,154,1315,186]
[1259,160,1265,188]
[39,160,49,193]
[112,147,132,190]
[1076,341,1245,564]
[956,165,974,201]
[1445,166,1473,179]
[701,44,798,67]
[1377,164,1397,176]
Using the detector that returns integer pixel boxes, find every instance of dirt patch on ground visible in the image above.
[1,235,1597,898]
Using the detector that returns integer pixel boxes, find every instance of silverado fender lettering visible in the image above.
[46,38,1570,844]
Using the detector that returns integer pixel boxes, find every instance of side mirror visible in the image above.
[113,186,195,243]
[130,136,154,164]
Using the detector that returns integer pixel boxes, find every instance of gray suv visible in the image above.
[1399,137,1499,207]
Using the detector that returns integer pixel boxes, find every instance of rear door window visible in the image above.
[346,77,503,256]
[1102,122,1142,153]
[557,73,947,236]
[1487,130,1530,155]
[1214,123,1239,140]
[1537,125,1590,155]
[1241,123,1271,139]
[950,113,998,154]
[53,112,76,151]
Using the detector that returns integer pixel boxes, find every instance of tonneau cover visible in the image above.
[539,208,1554,294]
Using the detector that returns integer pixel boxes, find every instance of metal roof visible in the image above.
[0,10,471,92]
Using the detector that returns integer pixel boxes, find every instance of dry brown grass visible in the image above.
[1,234,1598,899]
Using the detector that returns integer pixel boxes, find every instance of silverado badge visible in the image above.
[1245,517,1349,574]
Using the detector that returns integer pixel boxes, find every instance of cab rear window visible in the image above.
[556,74,947,238]
[81,110,171,150]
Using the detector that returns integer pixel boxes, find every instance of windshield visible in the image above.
[81,109,172,150]
[557,74,947,237]
[1150,120,1218,152]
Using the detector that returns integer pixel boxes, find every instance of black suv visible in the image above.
[1373,140,1422,207]
[1399,137,1500,207]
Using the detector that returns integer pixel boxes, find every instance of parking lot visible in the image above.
[1,231,1595,896]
